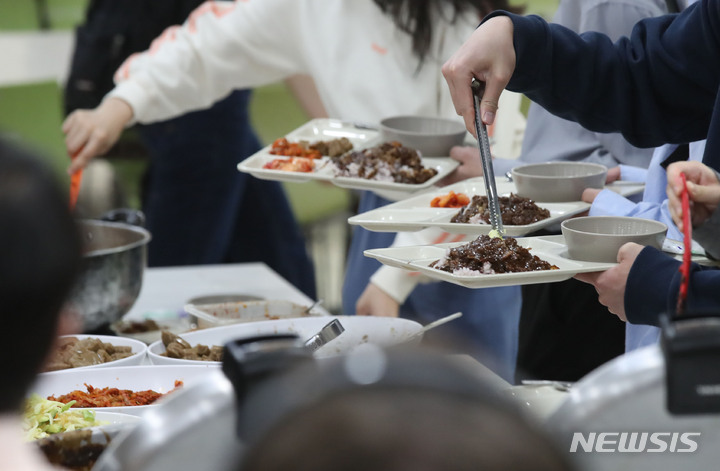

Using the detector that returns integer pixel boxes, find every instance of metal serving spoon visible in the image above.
[402,312,464,345]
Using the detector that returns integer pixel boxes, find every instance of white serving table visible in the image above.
[122,262,509,391]
[124,262,324,321]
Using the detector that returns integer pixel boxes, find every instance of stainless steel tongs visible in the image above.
[471,78,504,236]
[304,318,345,353]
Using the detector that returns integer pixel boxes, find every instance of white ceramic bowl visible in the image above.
[511,162,607,202]
[29,364,218,416]
[147,315,423,365]
[379,115,466,156]
[504,385,570,421]
[44,334,147,372]
[93,410,144,426]
[561,216,667,263]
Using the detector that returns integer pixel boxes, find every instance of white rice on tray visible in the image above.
[331,161,397,182]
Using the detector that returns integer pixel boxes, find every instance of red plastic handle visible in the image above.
[677,173,692,315]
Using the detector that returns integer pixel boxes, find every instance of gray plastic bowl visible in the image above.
[511,162,607,202]
[379,115,466,156]
[561,216,667,263]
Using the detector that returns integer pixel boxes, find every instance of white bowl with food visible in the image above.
[185,299,328,329]
[511,162,607,202]
[31,409,143,469]
[147,315,424,365]
[43,334,147,372]
[110,311,195,345]
[29,364,218,416]
[24,394,142,441]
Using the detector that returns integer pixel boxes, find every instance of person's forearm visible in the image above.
[625,247,680,326]
[109,0,307,124]
[490,4,718,147]
[369,266,420,304]
[626,246,720,324]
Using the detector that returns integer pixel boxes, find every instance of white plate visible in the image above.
[348,177,590,236]
[44,335,147,372]
[237,118,379,183]
[605,180,645,198]
[237,154,334,183]
[147,315,423,365]
[363,235,616,289]
[237,118,458,199]
[30,365,218,416]
[280,118,380,147]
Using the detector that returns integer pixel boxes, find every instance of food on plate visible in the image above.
[23,394,103,441]
[44,337,134,372]
[113,319,161,334]
[330,141,438,183]
[269,137,322,159]
[36,430,111,471]
[451,194,550,225]
[263,157,315,172]
[430,191,470,208]
[307,137,354,157]
[47,382,183,408]
[161,331,223,361]
[430,235,559,275]
[269,137,353,158]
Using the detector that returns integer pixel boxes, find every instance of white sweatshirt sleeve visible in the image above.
[108,0,309,124]
[368,227,469,303]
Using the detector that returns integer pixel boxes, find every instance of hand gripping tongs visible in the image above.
[471,78,504,236]
[660,172,720,415]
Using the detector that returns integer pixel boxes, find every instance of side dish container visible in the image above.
[185,299,326,329]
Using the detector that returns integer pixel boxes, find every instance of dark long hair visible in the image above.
[373,0,525,66]
[0,139,82,411]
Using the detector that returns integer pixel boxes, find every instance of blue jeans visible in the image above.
[137,90,316,299]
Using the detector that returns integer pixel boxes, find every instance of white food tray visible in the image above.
[363,235,616,289]
[237,118,458,200]
[349,177,646,234]
[348,177,589,236]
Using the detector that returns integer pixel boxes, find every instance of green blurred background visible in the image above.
[0,0,557,220]
[1,0,557,311]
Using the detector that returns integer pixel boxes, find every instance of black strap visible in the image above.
[665,0,682,13]
[660,143,690,169]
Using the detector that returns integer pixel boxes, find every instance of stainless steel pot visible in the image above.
[67,218,151,332]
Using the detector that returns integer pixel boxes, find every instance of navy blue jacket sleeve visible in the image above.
[625,246,720,325]
[485,2,720,149]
